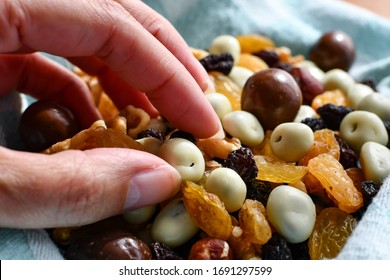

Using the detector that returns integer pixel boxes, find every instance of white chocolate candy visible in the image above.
[228,66,254,89]
[222,110,264,147]
[322,69,354,95]
[206,92,233,120]
[158,138,205,182]
[205,167,247,212]
[122,204,156,224]
[347,83,374,109]
[293,105,318,123]
[358,93,390,121]
[209,35,241,64]
[270,122,314,162]
[151,198,199,248]
[339,110,388,152]
[266,185,316,243]
[360,142,390,185]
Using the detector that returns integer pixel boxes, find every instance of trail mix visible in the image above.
[19,31,390,260]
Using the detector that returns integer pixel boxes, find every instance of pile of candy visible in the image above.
[19,31,390,260]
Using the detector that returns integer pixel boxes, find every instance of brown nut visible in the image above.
[65,229,152,260]
[290,67,324,105]
[19,99,79,152]
[188,237,234,260]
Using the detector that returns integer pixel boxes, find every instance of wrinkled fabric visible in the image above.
[1,0,390,260]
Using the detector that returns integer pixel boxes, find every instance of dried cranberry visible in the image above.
[335,135,358,169]
[199,53,234,75]
[253,50,280,67]
[169,130,196,144]
[361,180,381,206]
[290,67,324,105]
[150,241,182,260]
[223,147,258,183]
[137,129,165,142]
[301,117,327,131]
[316,103,353,131]
[246,179,272,206]
[261,233,293,260]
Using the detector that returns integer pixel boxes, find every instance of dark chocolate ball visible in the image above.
[65,229,152,260]
[19,99,79,152]
[241,68,302,131]
[309,30,355,72]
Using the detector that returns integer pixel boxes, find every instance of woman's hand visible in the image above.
[0,0,221,228]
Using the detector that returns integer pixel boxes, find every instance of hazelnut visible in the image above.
[188,237,233,260]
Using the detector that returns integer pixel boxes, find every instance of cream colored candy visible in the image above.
[339,110,388,152]
[206,92,233,120]
[209,35,241,64]
[360,142,390,185]
[228,66,254,88]
[293,105,318,123]
[151,198,199,248]
[266,185,316,243]
[158,138,205,182]
[222,110,264,147]
[270,122,314,162]
[322,69,355,95]
[122,204,156,224]
[358,93,390,121]
[205,167,247,212]
[347,83,374,109]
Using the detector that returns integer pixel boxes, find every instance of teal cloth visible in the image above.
[1,0,390,260]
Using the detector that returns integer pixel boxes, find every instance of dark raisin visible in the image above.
[316,103,353,131]
[253,50,280,67]
[361,180,381,206]
[137,129,165,142]
[384,121,390,148]
[222,147,258,183]
[288,240,310,260]
[352,206,367,221]
[199,53,234,75]
[169,130,196,144]
[150,241,183,260]
[271,62,293,73]
[301,117,327,131]
[335,134,358,169]
[261,233,293,260]
[246,179,272,206]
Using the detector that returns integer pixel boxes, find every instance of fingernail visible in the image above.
[124,165,181,210]
[202,77,215,94]
[210,120,225,139]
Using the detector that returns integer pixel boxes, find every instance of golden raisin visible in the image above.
[236,34,275,53]
[309,207,357,260]
[209,72,242,111]
[311,89,349,110]
[182,181,232,240]
[307,154,363,213]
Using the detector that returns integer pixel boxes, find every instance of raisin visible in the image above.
[150,241,183,260]
[137,129,165,142]
[223,147,258,183]
[316,104,353,131]
[271,62,293,73]
[301,117,327,132]
[361,180,381,206]
[169,130,196,144]
[246,180,271,205]
[199,53,234,75]
[335,134,358,169]
[261,233,293,260]
[253,50,280,67]
[288,240,310,260]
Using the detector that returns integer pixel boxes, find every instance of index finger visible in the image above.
[0,0,220,138]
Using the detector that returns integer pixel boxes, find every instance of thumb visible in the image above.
[0,147,181,228]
